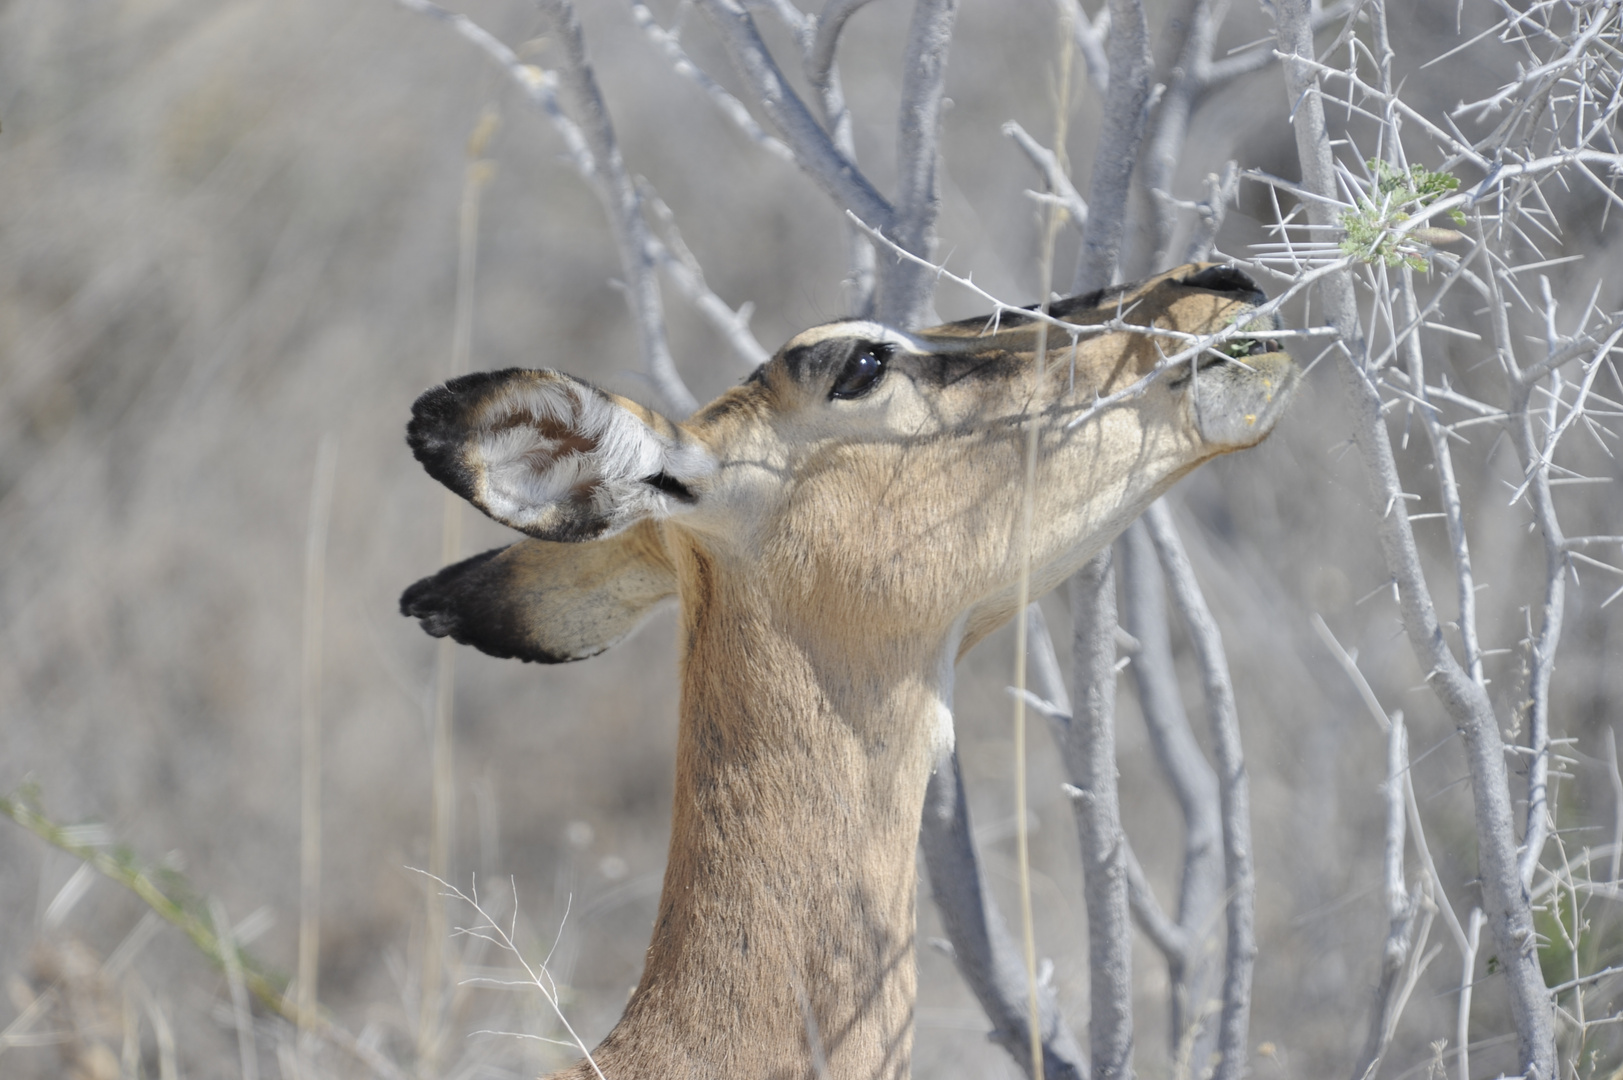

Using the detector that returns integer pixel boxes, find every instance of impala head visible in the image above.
[402,262,1294,663]
[400,262,1295,1079]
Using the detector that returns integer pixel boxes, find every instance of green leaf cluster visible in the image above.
[1338,159,1468,270]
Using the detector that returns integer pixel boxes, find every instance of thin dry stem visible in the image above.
[299,433,338,1034]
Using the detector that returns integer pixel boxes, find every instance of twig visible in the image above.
[1073,0,1154,294]
[396,0,698,415]
[299,433,338,1034]
[1456,908,1485,1080]
[919,757,1087,1080]
[629,2,795,163]
[418,871,607,1080]
[1352,714,1418,1080]
[1049,0,1110,95]
[1138,0,1228,268]
[1144,501,1254,1080]
[1047,563,1134,1080]
[1120,518,1223,1066]
[803,0,879,314]
[1398,269,1483,689]
[1121,840,1189,964]
[1608,728,1623,884]
[640,183,771,368]
[1183,162,1240,264]
[1005,121,1089,232]
[694,0,892,229]
[535,0,697,416]
[211,897,259,1080]
[1202,2,1354,87]
[808,0,880,92]
[881,0,959,328]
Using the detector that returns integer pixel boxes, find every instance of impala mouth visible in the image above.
[1185,335,1299,449]
[1168,335,1287,387]
[1222,336,1286,359]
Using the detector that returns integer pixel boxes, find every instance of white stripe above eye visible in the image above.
[782,321,925,352]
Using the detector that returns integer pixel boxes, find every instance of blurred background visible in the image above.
[1,1,1619,1077]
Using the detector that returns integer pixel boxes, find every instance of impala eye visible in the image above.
[830,345,889,400]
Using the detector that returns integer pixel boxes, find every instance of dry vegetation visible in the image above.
[1,1,1620,1078]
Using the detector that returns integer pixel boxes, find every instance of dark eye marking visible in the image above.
[642,471,696,502]
[829,343,891,400]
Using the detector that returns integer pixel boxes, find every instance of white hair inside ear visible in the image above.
[470,375,714,539]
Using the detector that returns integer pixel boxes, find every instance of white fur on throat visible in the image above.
[929,613,968,762]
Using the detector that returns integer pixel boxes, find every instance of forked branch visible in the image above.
[1143,501,1255,1080]
[1119,518,1224,1068]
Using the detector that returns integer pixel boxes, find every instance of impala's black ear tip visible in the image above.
[400,547,503,636]
[1180,265,1265,304]
[405,370,532,501]
[400,546,578,664]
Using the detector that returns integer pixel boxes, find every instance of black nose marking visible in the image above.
[1181,266,1265,305]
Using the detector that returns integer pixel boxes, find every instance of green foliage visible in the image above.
[1338,159,1468,270]
[0,784,294,1019]
[1536,879,1623,995]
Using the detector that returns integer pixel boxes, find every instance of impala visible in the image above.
[400,263,1295,1079]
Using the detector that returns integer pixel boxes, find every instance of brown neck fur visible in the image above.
[558,539,950,1080]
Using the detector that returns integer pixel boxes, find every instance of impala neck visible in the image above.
[575,546,955,1080]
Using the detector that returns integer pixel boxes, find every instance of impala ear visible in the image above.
[400,520,677,663]
[407,368,715,542]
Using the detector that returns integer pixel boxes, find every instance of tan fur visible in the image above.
[402,263,1297,1080]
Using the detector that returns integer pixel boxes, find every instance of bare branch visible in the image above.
[694,0,893,229]
[395,0,595,173]
[919,755,1088,1080]
[808,0,880,92]
[1501,298,1572,892]
[1352,715,1419,1080]
[1120,518,1224,1065]
[1139,0,1228,268]
[798,0,878,314]
[1182,162,1239,263]
[1397,267,1484,688]
[1456,908,1486,1080]
[640,183,771,368]
[629,3,795,164]
[880,0,959,328]
[1123,840,1189,964]
[1607,727,1623,885]
[1053,0,1111,95]
[1048,560,1134,1080]
[535,0,697,416]
[1143,501,1254,1080]
[398,0,699,414]
[1202,1,1353,88]
[1073,0,1154,293]
[1005,121,1089,233]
